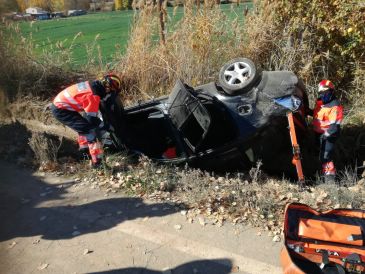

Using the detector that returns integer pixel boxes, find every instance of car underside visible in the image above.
[101,58,316,178]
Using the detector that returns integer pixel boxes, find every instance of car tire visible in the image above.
[218,58,259,95]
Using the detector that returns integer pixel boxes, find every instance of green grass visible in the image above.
[19,3,252,66]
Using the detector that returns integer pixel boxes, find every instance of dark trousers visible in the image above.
[51,104,97,143]
[315,134,336,164]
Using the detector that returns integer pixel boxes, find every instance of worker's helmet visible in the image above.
[318,80,335,104]
[101,73,122,93]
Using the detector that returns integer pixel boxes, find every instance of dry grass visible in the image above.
[28,132,62,169]
[57,155,364,233]
[0,22,89,100]
[115,3,248,102]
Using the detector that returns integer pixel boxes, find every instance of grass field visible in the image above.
[19,3,252,66]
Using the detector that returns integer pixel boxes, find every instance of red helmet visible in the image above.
[318,80,334,92]
[102,73,122,92]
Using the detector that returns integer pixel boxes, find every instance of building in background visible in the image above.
[25,6,50,20]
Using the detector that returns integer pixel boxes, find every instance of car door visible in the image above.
[167,79,212,154]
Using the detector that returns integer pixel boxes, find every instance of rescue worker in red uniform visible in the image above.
[51,74,122,168]
[311,80,343,182]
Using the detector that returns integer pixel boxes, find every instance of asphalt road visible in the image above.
[0,161,282,274]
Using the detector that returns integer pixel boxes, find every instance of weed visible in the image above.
[28,132,62,168]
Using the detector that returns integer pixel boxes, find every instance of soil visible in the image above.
[0,160,282,274]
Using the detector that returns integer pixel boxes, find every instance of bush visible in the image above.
[243,0,365,103]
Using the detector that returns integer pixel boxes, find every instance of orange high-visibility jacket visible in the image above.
[53,81,100,117]
[312,99,343,136]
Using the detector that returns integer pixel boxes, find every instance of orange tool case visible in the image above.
[281,203,365,274]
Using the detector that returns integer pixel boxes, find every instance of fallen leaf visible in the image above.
[72,231,81,236]
[273,235,281,242]
[83,249,92,255]
[231,265,240,272]
[8,242,17,249]
[37,263,49,270]
[39,216,47,221]
[198,217,206,226]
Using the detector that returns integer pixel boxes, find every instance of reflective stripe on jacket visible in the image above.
[53,81,100,117]
[312,99,343,135]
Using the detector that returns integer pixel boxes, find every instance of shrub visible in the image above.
[243,0,365,102]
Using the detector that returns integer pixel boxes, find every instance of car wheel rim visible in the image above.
[223,61,252,86]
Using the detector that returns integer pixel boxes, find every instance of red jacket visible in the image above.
[53,81,100,117]
[312,99,343,136]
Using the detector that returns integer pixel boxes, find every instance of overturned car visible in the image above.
[103,58,311,176]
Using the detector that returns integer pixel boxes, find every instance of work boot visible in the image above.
[79,147,90,161]
[91,159,103,169]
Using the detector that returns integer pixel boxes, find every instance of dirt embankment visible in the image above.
[0,89,77,165]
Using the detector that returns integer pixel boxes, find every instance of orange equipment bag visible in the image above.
[281,203,365,274]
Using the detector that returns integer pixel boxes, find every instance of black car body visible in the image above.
[104,58,310,175]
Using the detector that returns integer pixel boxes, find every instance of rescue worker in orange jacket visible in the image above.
[51,74,122,168]
[311,80,343,182]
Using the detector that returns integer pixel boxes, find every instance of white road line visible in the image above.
[113,221,282,274]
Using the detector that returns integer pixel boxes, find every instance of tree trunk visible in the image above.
[157,0,165,45]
